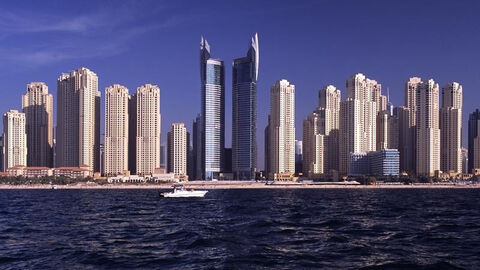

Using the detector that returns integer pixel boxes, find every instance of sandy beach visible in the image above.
[0,182,479,189]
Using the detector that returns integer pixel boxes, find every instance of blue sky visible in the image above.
[0,0,479,169]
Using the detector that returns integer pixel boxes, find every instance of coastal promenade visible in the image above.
[0,181,479,189]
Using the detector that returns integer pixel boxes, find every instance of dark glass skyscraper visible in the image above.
[200,37,225,180]
[232,33,259,180]
[468,109,480,172]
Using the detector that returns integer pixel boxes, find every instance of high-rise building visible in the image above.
[21,82,53,168]
[303,108,325,176]
[2,110,27,170]
[104,84,129,176]
[167,123,187,177]
[318,85,341,172]
[128,93,137,174]
[267,79,295,178]
[295,139,303,174]
[461,147,468,174]
[192,114,202,180]
[416,79,440,176]
[136,84,161,175]
[56,67,100,171]
[0,135,3,172]
[399,77,422,174]
[232,33,259,180]
[468,109,480,172]
[339,74,383,175]
[200,37,225,180]
[376,108,398,150]
[440,82,462,174]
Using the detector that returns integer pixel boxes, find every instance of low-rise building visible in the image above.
[6,166,53,177]
[54,165,92,178]
[349,149,400,177]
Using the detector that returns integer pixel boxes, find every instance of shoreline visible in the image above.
[0,182,479,190]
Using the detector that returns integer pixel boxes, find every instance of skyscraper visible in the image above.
[136,84,161,175]
[232,33,259,180]
[468,110,480,173]
[267,79,295,178]
[192,114,202,180]
[440,82,462,174]
[104,84,129,176]
[339,74,384,175]
[167,123,187,177]
[21,82,53,168]
[2,110,27,170]
[56,67,100,171]
[416,79,440,176]
[399,77,422,174]
[200,37,225,180]
[318,85,341,172]
[303,108,324,176]
[128,93,137,174]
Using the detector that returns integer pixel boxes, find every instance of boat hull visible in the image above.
[161,190,208,198]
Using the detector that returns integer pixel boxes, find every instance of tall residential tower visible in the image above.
[136,84,161,175]
[21,82,53,167]
[267,79,295,178]
[2,110,27,170]
[440,82,462,174]
[104,84,129,176]
[56,67,100,171]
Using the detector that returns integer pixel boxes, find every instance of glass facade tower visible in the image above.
[232,33,259,180]
[200,37,225,180]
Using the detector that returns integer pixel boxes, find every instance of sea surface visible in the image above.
[0,189,479,269]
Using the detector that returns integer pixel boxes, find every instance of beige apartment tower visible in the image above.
[399,77,422,174]
[302,108,325,176]
[318,85,341,172]
[2,110,27,170]
[136,84,161,175]
[440,82,462,173]
[416,79,440,176]
[167,123,187,177]
[56,67,100,171]
[21,82,53,167]
[267,79,295,178]
[339,74,385,175]
[104,84,129,176]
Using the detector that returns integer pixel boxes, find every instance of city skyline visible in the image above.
[0,0,479,171]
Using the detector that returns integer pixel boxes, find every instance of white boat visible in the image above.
[160,185,208,198]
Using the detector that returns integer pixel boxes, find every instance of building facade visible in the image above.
[136,84,161,175]
[167,123,187,177]
[440,82,462,174]
[416,79,440,176]
[318,85,341,172]
[339,74,385,175]
[267,79,295,178]
[56,67,100,172]
[21,82,53,168]
[200,37,225,180]
[232,33,259,180]
[468,109,480,172]
[104,84,129,176]
[2,110,27,170]
[303,109,324,176]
